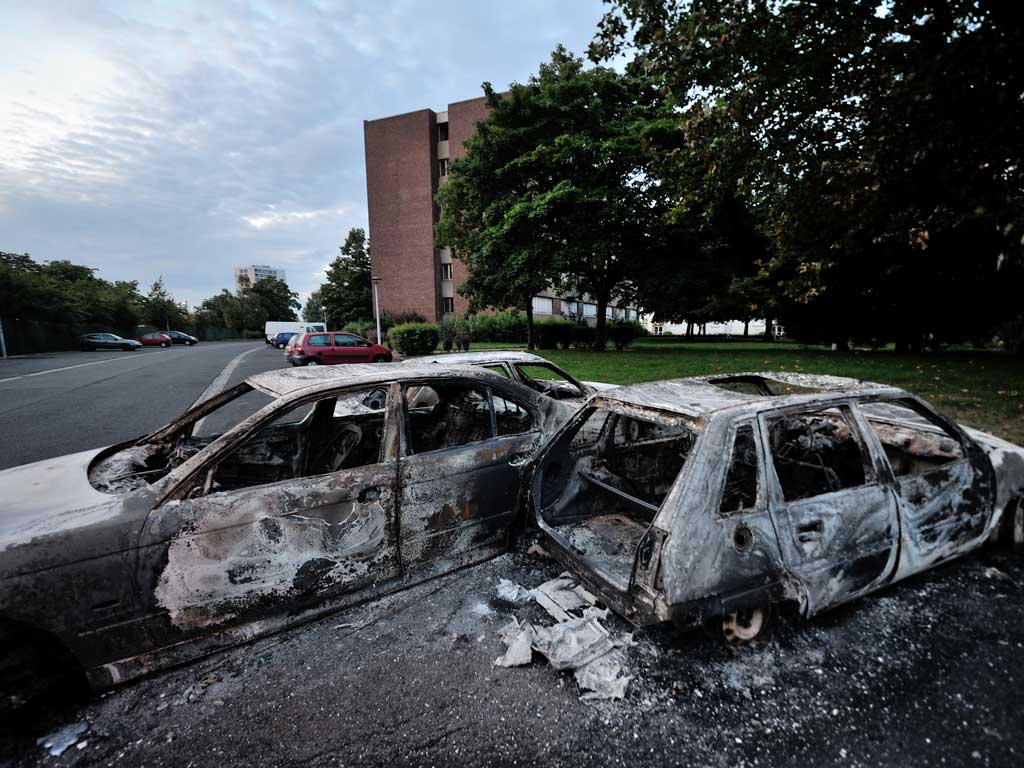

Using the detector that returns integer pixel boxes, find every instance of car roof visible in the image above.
[594,372,898,421]
[413,351,549,367]
[246,362,508,398]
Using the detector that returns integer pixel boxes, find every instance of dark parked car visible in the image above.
[271,331,296,349]
[79,333,142,351]
[0,369,1021,708]
[165,331,198,345]
[136,332,172,348]
[286,331,392,366]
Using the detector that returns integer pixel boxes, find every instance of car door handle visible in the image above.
[797,520,824,541]
[508,452,532,468]
[358,486,381,503]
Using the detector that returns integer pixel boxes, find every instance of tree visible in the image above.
[304,288,325,324]
[141,277,186,331]
[249,276,300,321]
[438,47,669,350]
[320,228,373,329]
[592,0,1024,350]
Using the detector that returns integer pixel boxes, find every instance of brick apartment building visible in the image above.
[363,96,638,324]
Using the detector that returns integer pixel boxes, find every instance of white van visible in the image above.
[264,321,326,346]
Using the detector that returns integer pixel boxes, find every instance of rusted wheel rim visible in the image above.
[722,607,765,644]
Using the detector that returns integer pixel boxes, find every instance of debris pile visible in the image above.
[493,573,633,700]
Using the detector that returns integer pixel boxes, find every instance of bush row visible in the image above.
[387,322,440,356]
[534,318,646,350]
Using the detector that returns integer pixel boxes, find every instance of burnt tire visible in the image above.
[718,603,777,646]
[1003,497,1024,553]
[0,621,85,716]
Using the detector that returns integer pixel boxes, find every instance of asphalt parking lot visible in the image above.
[1,345,1022,767]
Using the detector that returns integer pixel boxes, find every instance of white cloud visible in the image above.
[242,207,347,230]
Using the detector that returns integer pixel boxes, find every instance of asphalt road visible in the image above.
[0,342,283,470]
[1,346,1023,767]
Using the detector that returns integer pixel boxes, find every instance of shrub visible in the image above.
[570,324,596,349]
[343,320,370,338]
[388,322,440,357]
[607,321,645,351]
[534,318,575,349]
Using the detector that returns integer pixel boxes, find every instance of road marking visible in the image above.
[190,345,264,433]
[0,352,162,384]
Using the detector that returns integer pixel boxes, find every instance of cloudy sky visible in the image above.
[0,0,608,307]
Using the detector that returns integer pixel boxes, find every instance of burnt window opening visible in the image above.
[860,400,965,477]
[182,387,391,497]
[513,362,583,400]
[493,393,533,436]
[711,376,821,397]
[404,383,495,454]
[720,424,759,515]
[768,408,868,502]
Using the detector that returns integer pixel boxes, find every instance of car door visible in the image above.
[397,378,543,577]
[304,333,332,363]
[137,383,402,641]
[333,333,370,363]
[857,398,995,579]
[761,403,899,615]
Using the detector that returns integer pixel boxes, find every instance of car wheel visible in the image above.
[277,342,286,349]
[1003,496,1024,553]
[0,620,86,716]
[719,604,776,645]
[305,358,320,366]
[188,340,196,346]
[121,345,132,351]
[371,355,387,363]
[161,342,170,348]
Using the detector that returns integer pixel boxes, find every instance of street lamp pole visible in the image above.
[371,276,383,344]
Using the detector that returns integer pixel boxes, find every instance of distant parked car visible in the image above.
[282,334,300,357]
[286,331,392,366]
[79,333,142,351]
[136,332,172,348]
[165,331,198,346]
[271,331,297,349]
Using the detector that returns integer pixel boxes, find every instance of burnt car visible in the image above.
[531,372,1024,643]
[0,364,573,704]
[414,351,615,402]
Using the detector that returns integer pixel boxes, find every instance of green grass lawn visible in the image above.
[474,339,1024,443]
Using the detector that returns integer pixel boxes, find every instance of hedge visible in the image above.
[534,318,576,349]
[388,322,440,356]
[607,321,646,350]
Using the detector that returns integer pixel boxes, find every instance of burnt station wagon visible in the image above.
[531,372,1024,642]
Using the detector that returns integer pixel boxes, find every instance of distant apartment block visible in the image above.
[234,264,287,293]
[363,97,638,323]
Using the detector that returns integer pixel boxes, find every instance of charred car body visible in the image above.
[0,365,573,701]
[2,368,1022,704]
[531,373,1024,641]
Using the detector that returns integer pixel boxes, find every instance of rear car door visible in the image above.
[304,333,332,363]
[333,333,371,363]
[762,404,899,615]
[857,398,995,579]
[397,378,542,576]
[138,384,402,641]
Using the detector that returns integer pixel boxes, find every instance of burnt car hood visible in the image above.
[0,448,125,574]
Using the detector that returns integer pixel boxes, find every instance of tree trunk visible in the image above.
[764,317,774,341]
[525,302,535,351]
[743,319,750,337]
[594,294,609,351]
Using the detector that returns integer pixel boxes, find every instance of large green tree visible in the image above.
[319,228,373,329]
[437,47,669,350]
[593,0,1024,350]
[141,276,187,330]
[249,275,300,321]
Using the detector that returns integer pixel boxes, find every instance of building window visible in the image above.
[441,263,453,281]
[443,297,455,315]
[583,303,597,318]
[437,122,449,142]
[563,300,577,315]
[531,296,553,315]
[438,159,448,177]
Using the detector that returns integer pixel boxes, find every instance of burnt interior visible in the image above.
[535,406,696,591]
[860,401,965,478]
[88,387,390,496]
[405,383,532,453]
[767,409,867,501]
[710,375,821,397]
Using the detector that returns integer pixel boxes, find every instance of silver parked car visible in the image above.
[79,333,142,351]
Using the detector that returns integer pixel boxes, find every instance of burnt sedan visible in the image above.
[531,372,1024,643]
[0,365,572,704]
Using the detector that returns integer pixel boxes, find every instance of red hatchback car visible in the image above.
[136,332,172,347]
[287,331,392,366]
